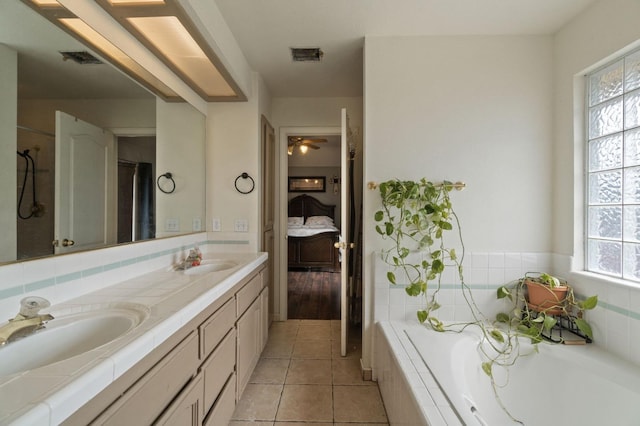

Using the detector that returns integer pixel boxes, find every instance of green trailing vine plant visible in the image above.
[374,178,598,424]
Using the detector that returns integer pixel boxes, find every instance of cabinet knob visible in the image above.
[62,239,75,247]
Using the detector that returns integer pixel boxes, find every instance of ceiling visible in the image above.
[2,0,151,100]
[214,0,598,98]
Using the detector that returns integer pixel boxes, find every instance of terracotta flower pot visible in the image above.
[524,279,568,315]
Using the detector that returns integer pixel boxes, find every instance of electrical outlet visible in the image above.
[192,217,202,231]
[212,217,221,232]
[165,218,179,232]
[234,219,248,232]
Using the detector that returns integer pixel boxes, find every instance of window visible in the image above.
[587,48,640,281]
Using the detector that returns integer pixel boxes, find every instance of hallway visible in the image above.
[231,320,388,425]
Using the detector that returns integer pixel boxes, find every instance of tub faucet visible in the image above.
[0,297,54,345]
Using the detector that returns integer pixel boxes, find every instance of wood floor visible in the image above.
[288,270,341,320]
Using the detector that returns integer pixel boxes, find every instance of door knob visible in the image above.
[62,239,75,247]
[334,242,345,249]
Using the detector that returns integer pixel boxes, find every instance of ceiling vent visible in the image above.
[290,47,323,62]
[60,51,103,65]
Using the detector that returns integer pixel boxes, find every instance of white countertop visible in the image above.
[0,252,267,425]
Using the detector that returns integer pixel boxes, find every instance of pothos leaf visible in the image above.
[579,295,598,310]
[490,329,505,343]
[496,312,510,323]
[481,362,493,377]
[417,310,428,323]
[543,315,557,331]
[387,271,396,285]
[374,211,384,221]
[574,318,594,340]
[496,286,510,299]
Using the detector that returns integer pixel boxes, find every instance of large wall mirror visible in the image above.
[0,0,206,264]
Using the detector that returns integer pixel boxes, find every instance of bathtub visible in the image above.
[376,321,640,426]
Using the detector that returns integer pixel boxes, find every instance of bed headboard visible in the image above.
[288,194,335,220]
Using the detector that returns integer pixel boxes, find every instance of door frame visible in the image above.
[277,126,340,321]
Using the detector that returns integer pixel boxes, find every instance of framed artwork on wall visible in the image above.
[288,176,326,192]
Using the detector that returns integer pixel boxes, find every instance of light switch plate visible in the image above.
[234,219,248,232]
[165,218,179,232]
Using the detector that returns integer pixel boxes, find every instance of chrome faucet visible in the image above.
[0,297,54,345]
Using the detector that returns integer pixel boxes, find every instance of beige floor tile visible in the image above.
[250,358,290,384]
[333,385,388,423]
[292,338,332,359]
[297,324,332,340]
[285,359,332,385]
[275,423,333,426]
[332,357,374,386]
[275,384,333,422]
[232,384,283,421]
[332,338,363,359]
[230,422,275,426]
[299,319,331,327]
[334,423,389,426]
[262,338,295,358]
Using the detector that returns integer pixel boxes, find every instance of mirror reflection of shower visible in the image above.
[16,126,54,259]
[16,147,45,219]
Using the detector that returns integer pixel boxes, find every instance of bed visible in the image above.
[287,194,340,271]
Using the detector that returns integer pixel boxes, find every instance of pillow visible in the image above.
[288,216,304,226]
[305,215,334,227]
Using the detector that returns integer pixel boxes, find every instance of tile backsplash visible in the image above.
[373,251,640,367]
[0,233,252,318]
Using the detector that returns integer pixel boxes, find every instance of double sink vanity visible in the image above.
[0,251,268,425]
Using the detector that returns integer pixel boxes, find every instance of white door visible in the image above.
[339,108,351,356]
[54,111,115,254]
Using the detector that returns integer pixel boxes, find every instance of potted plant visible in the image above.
[496,272,598,344]
[374,179,600,423]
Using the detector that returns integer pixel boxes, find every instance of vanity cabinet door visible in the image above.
[94,332,199,425]
[203,372,236,426]
[201,328,236,416]
[155,373,203,426]
[260,286,269,350]
[236,296,261,398]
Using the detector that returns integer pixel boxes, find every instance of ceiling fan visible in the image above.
[288,136,327,155]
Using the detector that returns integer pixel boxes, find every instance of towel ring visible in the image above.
[157,172,176,194]
[235,172,255,194]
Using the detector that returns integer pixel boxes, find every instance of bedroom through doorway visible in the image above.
[286,133,342,320]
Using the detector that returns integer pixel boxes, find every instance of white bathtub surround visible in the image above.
[0,250,267,425]
[374,250,640,367]
[376,320,640,426]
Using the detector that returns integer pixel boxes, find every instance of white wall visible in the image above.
[206,74,262,250]
[155,101,206,238]
[363,35,554,368]
[553,0,640,364]
[0,45,17,262]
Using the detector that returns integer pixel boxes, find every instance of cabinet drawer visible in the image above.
[95,332,199,425]
[236,273,262,316]
[199,297,234,358]
[203,372,236,426]
[155,373,203,426]
[201,328,236,415]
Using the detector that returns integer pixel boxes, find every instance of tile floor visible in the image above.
[231,320,389,425]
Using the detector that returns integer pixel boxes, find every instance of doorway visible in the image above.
[278,120,362,360]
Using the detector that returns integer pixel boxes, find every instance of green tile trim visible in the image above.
[0,286,24,299]
[207,240,250,245]
[56,271,82,284]
[25,278,55,292]
[387,282,640,321]
[8,238,211,300]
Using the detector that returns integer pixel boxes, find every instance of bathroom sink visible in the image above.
[0,303,148,376]
[182,259,238,275]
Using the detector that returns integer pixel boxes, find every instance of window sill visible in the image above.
[571,270,640,291]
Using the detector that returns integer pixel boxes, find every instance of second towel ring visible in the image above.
[157,172,176,194]
[235,172,255,194]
